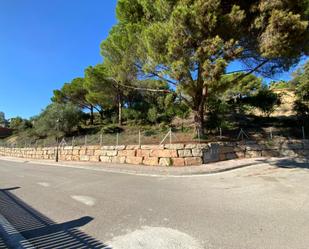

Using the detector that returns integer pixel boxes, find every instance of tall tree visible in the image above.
[290,60,309,119]
[84,64,119,121]
[107,0,308,135]
[52,78,95,125]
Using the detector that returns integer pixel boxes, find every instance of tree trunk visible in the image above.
[118,100,122,126]
[194,86,208,137]
[90,105,94,125]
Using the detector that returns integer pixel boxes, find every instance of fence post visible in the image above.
[197,128,201,143]
[302,126,306,140]
[138,130,141,147]
[219,127,222,140]
[100,134,103,146]
[169,128,172,145]
[270,127,273,140]
[116,133,119,146]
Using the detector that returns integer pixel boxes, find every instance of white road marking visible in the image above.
[37,182,50,187]
[71,195,96,206]
[105,226,207,249]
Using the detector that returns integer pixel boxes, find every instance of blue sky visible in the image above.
[0,0,117,119]
[0,0,306,119]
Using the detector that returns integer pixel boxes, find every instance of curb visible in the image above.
[0,156,268,177]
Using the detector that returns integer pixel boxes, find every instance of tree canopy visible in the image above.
[106,0,308,134]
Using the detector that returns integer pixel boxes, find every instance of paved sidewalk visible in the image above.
[0,156,288,176]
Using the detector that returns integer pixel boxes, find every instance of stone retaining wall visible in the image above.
[0,139,308,166]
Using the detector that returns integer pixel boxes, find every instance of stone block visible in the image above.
[115,145,126,150]
[261,150,280,157]
[185,157,203,166]
[136,149,151,157]
[150,149,178,158]
[111,156,126,164]
[89,156,100,162]
[192,149,203,157]
[184,144,197,149]
[219,146,235,154]
[118,150,136,157]
[226,153,237,160]
[245,150,262,158]
[203,144,220,163]
[159,158,172,166]
[140,145,164,150]
[100,156,111,163]
[126,156,143,165]
[106,150,118,156]
[219,153,226,161]
[72,149,79,156]
[101,146,115,150]
[164,144,185,150]
[235,151,245,158]
[172,158,185,167]
[143,157,159,166]
[86,149,94,156]
[126,145,140,150]
[245,145,263,151]
[94,150,103,156]
[80,155,90,161]
[178,149,192,157]
[79,149,87,155]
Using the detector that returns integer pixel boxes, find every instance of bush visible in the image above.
[101,124,123,134]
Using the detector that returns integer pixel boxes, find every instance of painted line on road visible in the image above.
[37,182,50,187]
[71,195,96,206]
[0,214,34,249]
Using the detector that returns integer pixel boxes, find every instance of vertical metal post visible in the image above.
[100,134,103,146]
[116,133,119,146]
[55,119,60,162]
[302,126,306,140]
[270,127,273,140]
[219,128,222,140]
[169,128,172,145]
[138,130,141,147]
[197,128,201,143]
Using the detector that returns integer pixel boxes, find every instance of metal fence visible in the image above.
[0,125,307,148]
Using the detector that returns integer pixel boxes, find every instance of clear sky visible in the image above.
[0,0,306,119]
[0,0,117,119]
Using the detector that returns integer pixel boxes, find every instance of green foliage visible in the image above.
[101,124,124,134]
[291,60,309,120]
[270,81,291,90]
[0,112,5,124]
[84,64,118,115]
[9,117,32,132]
[34,103,82,137]
[109,0,308,134]
[243,87,281,117]
[147,107,158,123]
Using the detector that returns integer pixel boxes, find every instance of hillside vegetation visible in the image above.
[0,0,308,146]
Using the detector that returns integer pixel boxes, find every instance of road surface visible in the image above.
[0,158,309,249]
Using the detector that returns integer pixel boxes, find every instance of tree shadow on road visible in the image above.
[256,158,309,170]
[0,187,109,248]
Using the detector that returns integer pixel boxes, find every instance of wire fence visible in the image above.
[0,125,307,148]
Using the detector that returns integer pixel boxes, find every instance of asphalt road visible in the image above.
[0,158,309,249]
